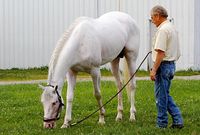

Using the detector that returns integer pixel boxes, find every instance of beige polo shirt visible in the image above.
[152,20,181,62]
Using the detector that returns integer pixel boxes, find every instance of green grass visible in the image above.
[0,80,200,135]
[0,67,48,81]
[0,67,200,81]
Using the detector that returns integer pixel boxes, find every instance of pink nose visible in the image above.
[44,121,56,128]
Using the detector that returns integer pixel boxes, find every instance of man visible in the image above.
[150,5,183,129]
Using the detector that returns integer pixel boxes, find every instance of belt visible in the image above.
[161,61,174,64]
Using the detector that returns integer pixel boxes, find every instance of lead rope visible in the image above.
[70,51,152,127]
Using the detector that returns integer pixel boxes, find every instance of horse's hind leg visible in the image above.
[111,58,124,121]
[125,52,137,122]
[91,68,105,124]
[61,70,77,128]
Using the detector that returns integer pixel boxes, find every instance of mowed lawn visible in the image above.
[0,80,200,135]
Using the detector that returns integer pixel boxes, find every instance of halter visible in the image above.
[43,85,64,122]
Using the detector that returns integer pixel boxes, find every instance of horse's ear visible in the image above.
[38,84,45,90]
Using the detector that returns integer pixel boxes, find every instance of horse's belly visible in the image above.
[100,38,126,64]
[71,60,101,72]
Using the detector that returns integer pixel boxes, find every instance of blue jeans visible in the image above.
[155,61,183,127]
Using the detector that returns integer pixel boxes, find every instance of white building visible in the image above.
[0,0,199,70]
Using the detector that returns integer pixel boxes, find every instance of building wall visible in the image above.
[0,0,97,69]
[194,0,200,70]
[0,0,199,70]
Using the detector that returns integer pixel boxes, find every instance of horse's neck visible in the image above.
[48,59,70,89]
[47,17,89,86]
[47,56,69,91]
[47,43,78,91]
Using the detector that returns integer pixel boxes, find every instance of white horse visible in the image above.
[39,11,140,128]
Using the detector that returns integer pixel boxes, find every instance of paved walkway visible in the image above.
[0,75,200,85]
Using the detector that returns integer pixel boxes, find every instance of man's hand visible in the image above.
[150,49,165,81]
[150,69,156,81]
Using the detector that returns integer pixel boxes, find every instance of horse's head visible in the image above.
[39,84,64,128]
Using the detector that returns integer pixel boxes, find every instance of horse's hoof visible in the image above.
[116,113,123,121]
[129,118,136,122]
[129,116,136,122]
[129,112,136,122]
[61,124,70,128]
[98,120,105,125]
[116,117,123,122]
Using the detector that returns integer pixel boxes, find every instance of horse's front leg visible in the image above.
[91,68,105,124]
[61,70,77,128]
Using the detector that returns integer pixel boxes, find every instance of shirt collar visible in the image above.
[157,20,169,29]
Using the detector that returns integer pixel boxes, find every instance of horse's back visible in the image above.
[98,11,139,33]
[67,12,140,70]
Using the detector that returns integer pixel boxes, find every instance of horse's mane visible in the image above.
[48,17,89,84]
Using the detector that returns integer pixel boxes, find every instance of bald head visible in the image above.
[151,5,168,18]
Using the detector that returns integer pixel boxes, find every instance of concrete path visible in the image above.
[0,75,200,85]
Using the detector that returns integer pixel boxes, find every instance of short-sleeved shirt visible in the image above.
[152,20,181,62]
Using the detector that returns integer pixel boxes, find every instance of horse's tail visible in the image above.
[122,59,131,102]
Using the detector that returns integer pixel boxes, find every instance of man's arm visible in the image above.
[150,49,165,81]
